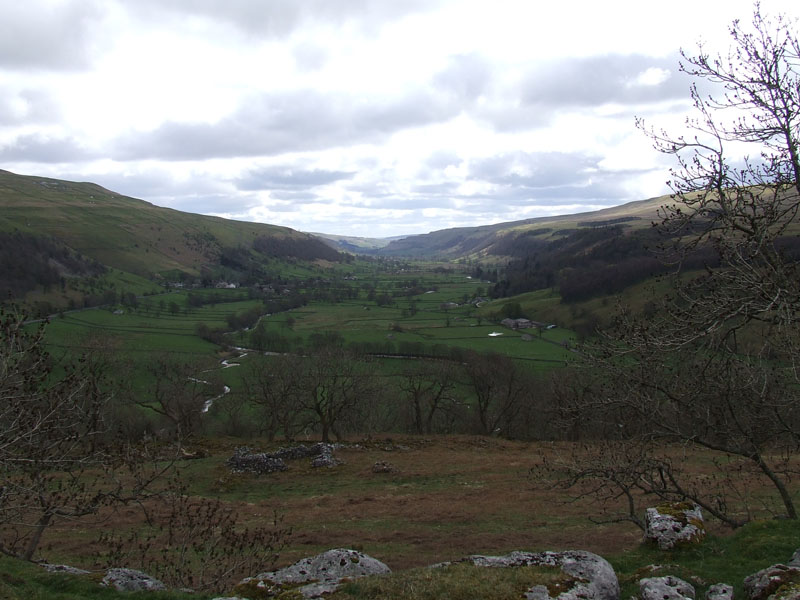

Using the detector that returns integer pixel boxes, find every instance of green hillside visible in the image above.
[0,169,341,278]
[374,196,666,259]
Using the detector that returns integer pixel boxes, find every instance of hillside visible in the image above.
[373,196,666,259]
[0,170,341,288]
[0,169,342,280]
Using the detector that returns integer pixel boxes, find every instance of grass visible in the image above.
[332,563,574,600]
[4,436,800,599]
[0,555,208,600]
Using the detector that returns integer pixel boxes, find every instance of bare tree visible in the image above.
[242,354,305,441]
[296,348,375,442]
[136,354,220,438]
[0,311,169,560]
[399,360,461,434]
[463,351,532,436]
[560,5,800,525]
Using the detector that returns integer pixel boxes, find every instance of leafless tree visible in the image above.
[399,359,461,434]
[557,5,800,525]
[463,351,533,436]
[0,311,171,560]
[242,354,305,441]
[136,354,220,438]
[296,348,376,442]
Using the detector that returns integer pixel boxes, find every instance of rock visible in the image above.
[311,444,343,468]
[239,548,390,599]
[460,550,619,600]
[226,447,288,474]
[101,568,166,592]
[639,576,695,600]
[41,563,91,575]
[372,460,398,473]
[706,583,734,600]
[743,564,800,600]
[789,550,800,568]
[644,502,705,550]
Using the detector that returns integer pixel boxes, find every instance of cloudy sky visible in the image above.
[1,0,797,238]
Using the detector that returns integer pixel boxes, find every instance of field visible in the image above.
[6,436,800,600]
[7,262,799,600]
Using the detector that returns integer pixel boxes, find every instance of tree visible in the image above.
[135,354,220,438]
[463,351,532,436]
[242,354,305,441]
[296,348,376,442]
[558,6,800,526]
[0,311,167,560]
[399,360,461,434]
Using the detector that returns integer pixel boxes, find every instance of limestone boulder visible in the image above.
[458,550,619,600]
[744,564,800,600]
[101,568,166,592]
[705,583,734,600]
[238,548,390,599]
[644,503,705,550]
[41,563,91,575]
[639,576,695,600]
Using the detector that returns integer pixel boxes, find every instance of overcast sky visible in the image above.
[1,0,798,238]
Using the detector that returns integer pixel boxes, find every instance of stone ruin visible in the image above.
[226,442,342,474]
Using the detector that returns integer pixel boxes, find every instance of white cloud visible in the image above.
[1,0,798,237]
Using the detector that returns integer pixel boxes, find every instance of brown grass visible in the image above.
[40,436,653,573]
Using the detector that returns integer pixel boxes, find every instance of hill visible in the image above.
[0,170,343,308]
[373,196,665,259]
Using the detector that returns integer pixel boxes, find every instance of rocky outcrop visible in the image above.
[453,550,619,600]
[237,548,390,599]
[226,447,288,474]
[41,563,91,575]
[639,575,695,600]
[227,443,342,474]
[101,568,166,592]
[644,503,705,550]
[744,563,800,600]
[705,583,734,600]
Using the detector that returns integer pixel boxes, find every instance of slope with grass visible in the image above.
[0,169,342,279]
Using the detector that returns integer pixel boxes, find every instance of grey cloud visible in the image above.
[434,54,492,101]
[269,190,325,203]
[236,166,355,191]
[469,152,602,189]
[521,54,687,108]
[0,1,106,70]
[129,0,439,38]
[424,151,462,171]
[0,134,96,163]
[0,88,61,124]
[293,42,329,72]
[113,89,456,161]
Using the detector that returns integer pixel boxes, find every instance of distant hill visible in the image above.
[310,232,407,253]
[373,196,666,259]
[0,169,343,280]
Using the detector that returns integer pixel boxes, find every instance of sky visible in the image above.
[1,0,798,238]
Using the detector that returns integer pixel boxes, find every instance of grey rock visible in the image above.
[743,564,800,600]
[526,584,552,600]
[310,444,342,468]
[706,583,734,600]
[372,460,398,473]
[640,576,695,600]
[789,550,800,568]
[644,503,705,550]
[226,447,288,474]
[101,568,166,592]
[242,548,390,599]
[461,550,619,600]
[41,563,91,575]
